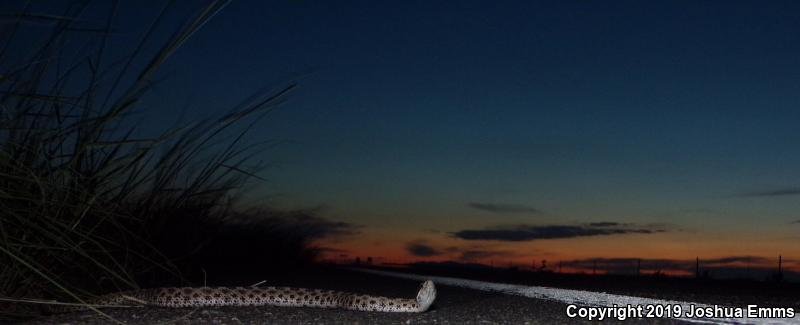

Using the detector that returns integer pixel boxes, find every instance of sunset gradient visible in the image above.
[59,1,800,278]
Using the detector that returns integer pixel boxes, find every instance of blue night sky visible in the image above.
[14,0,800,267]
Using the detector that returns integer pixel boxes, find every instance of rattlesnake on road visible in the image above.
[48,280,436,313]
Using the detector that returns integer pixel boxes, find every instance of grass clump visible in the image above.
[0,0,302,319]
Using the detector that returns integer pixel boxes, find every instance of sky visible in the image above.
[9,0,800,276]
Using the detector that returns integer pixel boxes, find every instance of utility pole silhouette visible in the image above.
[777,254,783,282]
[695,257,700,279]
[636,258,641,277]
[558,261,562,274]
[592,260,597,275]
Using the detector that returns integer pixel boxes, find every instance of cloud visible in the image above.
[791,220,800,224]
[468,202,541,214]
[281,214,360,239]
[406,243,443,257]
[740,187,800,197]
[316,247,349,254]
[702,256,770,265]
[315,247,351,258]
[226,208,361,241]
[404,241,518,262]
[586,222,622,227]
[452,223,665,242]
[458,249,515,262]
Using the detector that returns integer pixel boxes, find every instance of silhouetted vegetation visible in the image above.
[0,1,323,321]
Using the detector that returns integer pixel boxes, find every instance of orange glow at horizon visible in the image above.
[315,227,800,274]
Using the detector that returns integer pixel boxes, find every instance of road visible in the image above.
[23,268,735,324]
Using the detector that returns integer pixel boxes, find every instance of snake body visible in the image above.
[51,280,436,313]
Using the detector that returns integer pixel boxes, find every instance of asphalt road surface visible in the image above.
[23,268,693,325]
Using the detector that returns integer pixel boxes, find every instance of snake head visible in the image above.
[415,280,436,312]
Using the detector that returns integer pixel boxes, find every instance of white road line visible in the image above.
[353,268,800,325]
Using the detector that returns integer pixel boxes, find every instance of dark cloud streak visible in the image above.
[406,243,443,257]
[740,187,800,197]
[458,249,514,262]
[586,222,622,227]
[703,256,769,265]
[468,202,541,214]
[452,224,665,242]
[404,242,516,262]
